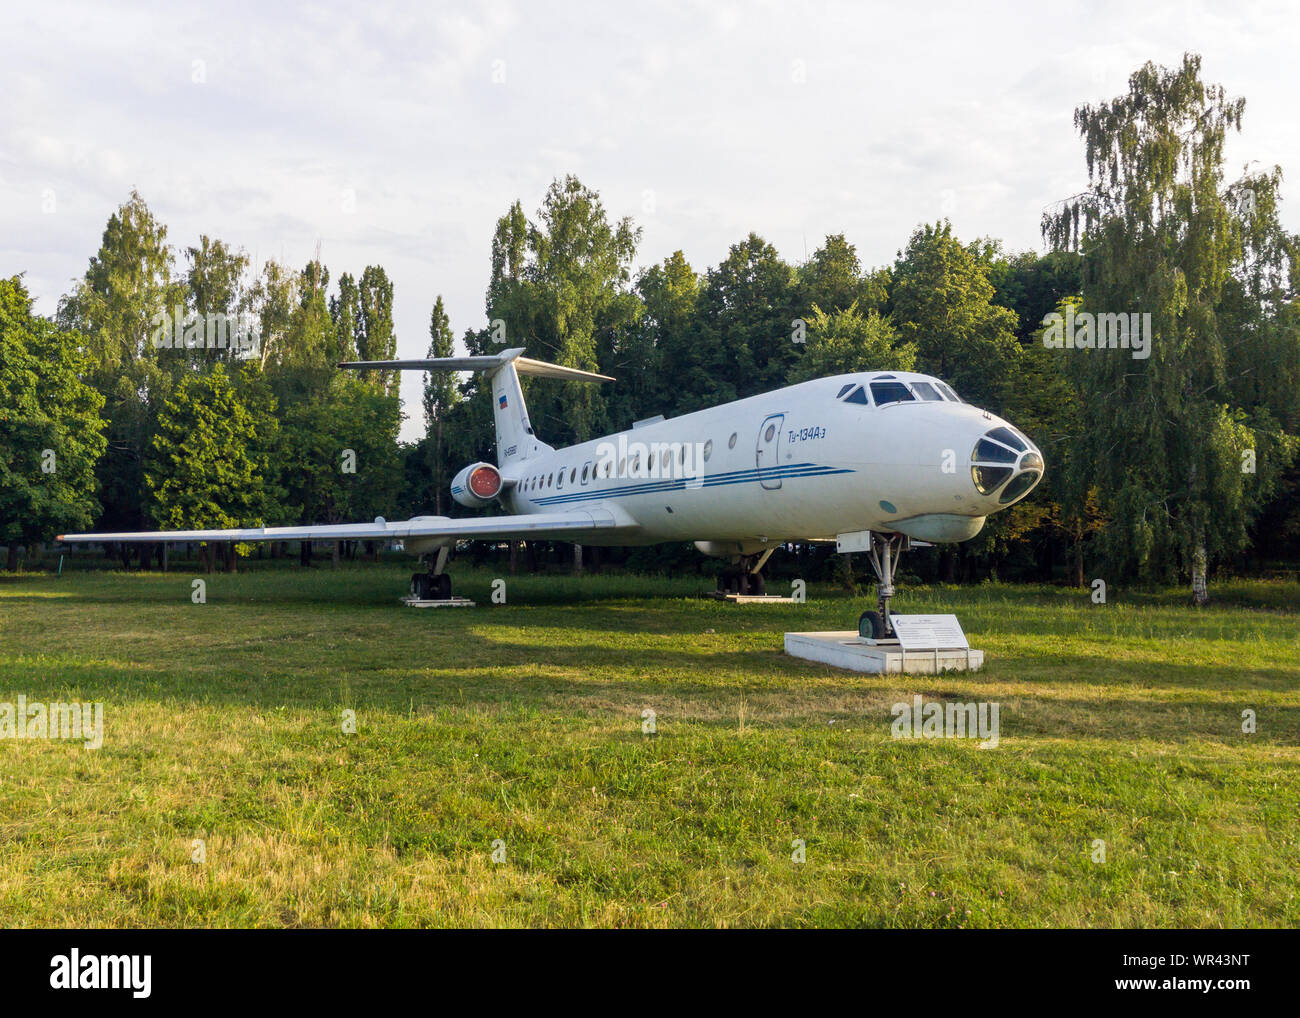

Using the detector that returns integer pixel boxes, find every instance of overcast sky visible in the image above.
[3,0,1298,441]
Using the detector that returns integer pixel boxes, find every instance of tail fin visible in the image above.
[339,348,614,467]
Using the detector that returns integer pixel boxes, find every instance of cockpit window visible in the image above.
[972,465,1014,494]
[974,439,1018,464]
[999,471,1041,505]
[870,380,915,406]
[936,382,961,402]
[987,426,1027,451]
[836,383,854,398]
[911,381,943,401]
[844,386,870,405]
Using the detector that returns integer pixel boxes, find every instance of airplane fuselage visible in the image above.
[496,371,1043,549]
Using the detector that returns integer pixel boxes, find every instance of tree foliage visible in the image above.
[1043,53,1300,599]
[0,277,107,566]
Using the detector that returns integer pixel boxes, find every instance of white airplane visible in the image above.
[59,348,1043,638]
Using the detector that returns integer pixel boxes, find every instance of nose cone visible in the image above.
[969,425,1044,507]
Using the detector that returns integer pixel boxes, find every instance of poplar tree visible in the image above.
[357,265,396,393]
[422,295,457,513]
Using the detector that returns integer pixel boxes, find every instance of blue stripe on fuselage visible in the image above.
[524,462,854,507]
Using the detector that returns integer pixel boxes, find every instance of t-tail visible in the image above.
[338,348,613,467]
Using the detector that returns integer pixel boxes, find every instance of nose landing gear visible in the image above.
[858,532,908,641]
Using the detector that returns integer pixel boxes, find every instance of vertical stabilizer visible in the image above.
[338,347,613,468]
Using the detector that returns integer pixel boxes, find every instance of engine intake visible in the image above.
[451,462,503,508]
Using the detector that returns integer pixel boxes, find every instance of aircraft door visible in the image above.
[756,413,784,490]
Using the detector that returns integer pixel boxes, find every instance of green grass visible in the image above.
[1,564,1298,927]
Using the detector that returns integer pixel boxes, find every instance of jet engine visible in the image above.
[451,462,503,508]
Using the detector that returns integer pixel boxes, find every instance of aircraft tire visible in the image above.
[858,609,885,640]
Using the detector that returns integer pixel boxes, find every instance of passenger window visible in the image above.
[870,381,915,405]
[582,463,591,484]
[912,381,943,401]
[845,386,869,405]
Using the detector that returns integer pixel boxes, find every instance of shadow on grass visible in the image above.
[5,643,1296,747]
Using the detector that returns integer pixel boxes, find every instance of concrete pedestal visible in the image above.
[400,596,477,608]
[784,631,983,674]
[707,592,797,604]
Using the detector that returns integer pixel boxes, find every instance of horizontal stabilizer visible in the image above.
[339,347,613,382]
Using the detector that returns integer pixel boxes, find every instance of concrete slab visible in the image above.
[784,631,984,674]
[707,592,797,604]
[400,596,477,609]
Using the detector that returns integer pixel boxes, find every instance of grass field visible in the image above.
[1,563,1298,928]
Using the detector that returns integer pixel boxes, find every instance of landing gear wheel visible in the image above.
[410,572,451,600]
[716,551,772,598]
[718,567,740,594]
[858,609,886,640]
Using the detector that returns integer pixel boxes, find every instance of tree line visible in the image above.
[2,54,1297,598]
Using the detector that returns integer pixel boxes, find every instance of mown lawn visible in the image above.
[1,563,1297,927]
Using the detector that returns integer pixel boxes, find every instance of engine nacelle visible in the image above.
[404,516,452,557]
[451,461,503,508]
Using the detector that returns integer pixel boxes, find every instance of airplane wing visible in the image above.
[57,505,641,545]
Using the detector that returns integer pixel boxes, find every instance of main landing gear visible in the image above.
[858,532,909,641]
[410,546,453,600]
[715,548,775,596]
